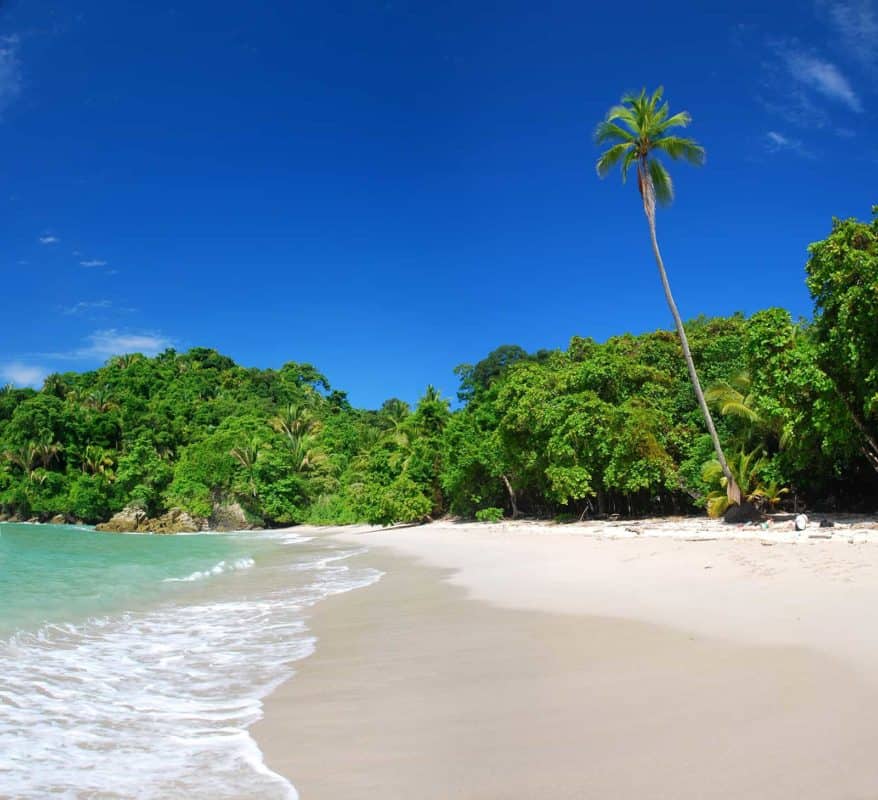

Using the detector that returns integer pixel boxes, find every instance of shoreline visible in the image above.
[253,520,878,797]
[6,510,878,541]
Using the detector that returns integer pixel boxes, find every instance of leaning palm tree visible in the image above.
[595,86,739,504]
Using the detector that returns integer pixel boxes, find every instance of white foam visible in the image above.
[257,531,315,545]
[164,556,256,582]
[0,545,382,799]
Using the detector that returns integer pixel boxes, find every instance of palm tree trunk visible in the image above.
[641,190,741,505]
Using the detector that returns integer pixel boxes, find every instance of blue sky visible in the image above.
[1,1,876,407]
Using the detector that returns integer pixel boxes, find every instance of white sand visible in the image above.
[334,517,878,672]
[255,517,878,798]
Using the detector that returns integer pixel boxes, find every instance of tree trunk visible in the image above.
[639,168,740,505]
[836,392,878,474]
[501,474,519,518]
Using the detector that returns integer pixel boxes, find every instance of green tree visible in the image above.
[595,87,739,504]
[805,208,878,472]
[405,385,451,516]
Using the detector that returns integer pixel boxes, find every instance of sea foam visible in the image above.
[0,541,381,799]
[163,556,256,582]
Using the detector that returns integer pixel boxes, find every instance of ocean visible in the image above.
[0,522,380,799]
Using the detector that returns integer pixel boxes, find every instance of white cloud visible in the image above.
[39,234,59,245]
[0,362,46,388]
[0,35,22,114]
[783,49,863,111]
[817,0,878,68]
[765,130,814,158]
[758,89,829,129]
[63,300,112,315]
[35,329,174,362]
[766,131,793,150]
[79,259,107,267]
[79,329,172,359]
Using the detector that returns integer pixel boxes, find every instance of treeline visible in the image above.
[1,209,877,525]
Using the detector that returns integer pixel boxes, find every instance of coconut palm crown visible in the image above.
[594,87,740,504]
[595,86,705,214]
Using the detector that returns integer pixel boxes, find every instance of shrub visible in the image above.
[475,506,503,523]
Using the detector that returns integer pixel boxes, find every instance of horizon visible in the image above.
[2,1,876,407]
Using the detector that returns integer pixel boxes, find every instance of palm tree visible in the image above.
[287,431,326,473]
[81,445,115,478]
[269,402,327,473]
[705,373,762,425]
[270,401,322,443]
[34,436,62,469]
[109,353,144,370]
[595,86,739,504]
[701,448,784,517]
[231,439,262,497]
[4,444,38,475]
[85,385,118,413]
[377,398,410,433]
[42,373,68,399]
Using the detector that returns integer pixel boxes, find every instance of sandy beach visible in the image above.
[254,518,878,798]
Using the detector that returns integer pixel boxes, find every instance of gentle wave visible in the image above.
[0,544,382,799]
[164,556,256,582]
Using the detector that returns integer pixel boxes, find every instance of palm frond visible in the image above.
[604,104,639,131]
[653,100,670,124]
[620,148,638,183]
[706,492,732,518]
[721,401,760,423]
[620,88,647,108]
[704,382,734,405]
[595,142,634,178]
[701,458,725,487]
[593,120,635,145]
[648,158,674,205]
[654,136,705,165]
[657,111,691,132]
[649,86,664,110]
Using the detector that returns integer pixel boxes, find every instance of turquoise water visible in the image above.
[0,522,381,799]
[0,522,261,638]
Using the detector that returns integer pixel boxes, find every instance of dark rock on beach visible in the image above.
[723,501,763,524]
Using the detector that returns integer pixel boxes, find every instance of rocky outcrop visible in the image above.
[149,508,207,534]
[209,501,260,532]
[96,506,150,533]
[49,514,68,525]
[96,506,208,534]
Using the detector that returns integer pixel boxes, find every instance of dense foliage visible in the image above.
[2,210,877,526]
